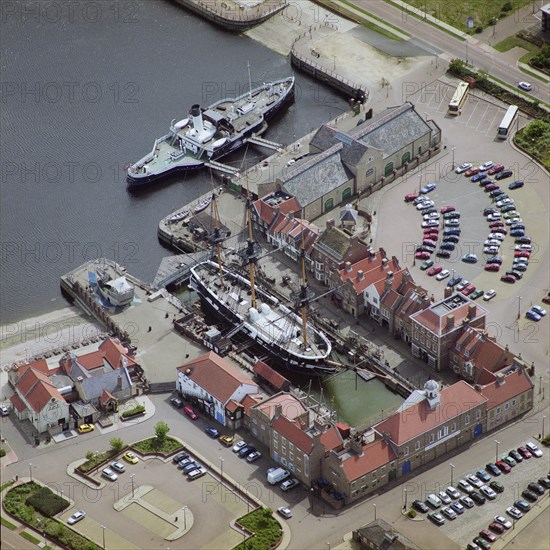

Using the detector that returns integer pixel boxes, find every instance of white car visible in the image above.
[446,486,461,500]
[277,506,293,519]
[110,461,126,473]
[484,239,501,247]
[506,506,523,519]
[436,269,450,281]
[506,217,523,226]
[525,441,543,457]
[444,219,460,227]
[496,198,513,207]
[483,289,496,301]
[438,491,452,505]
[484,247,500,255]
[487,213,501,222]
[422,220,439,228]
[466,475,483,489]
[518,81,532,91]
[488,233,505,241]
[232,440,247,452]
[455,163,472,174]
[426,493,442,508]
[101,468,118,482]
[0,405,9,416]
[479,161,494,171]
[67,510,86,525]
[494,515,512,529]
[423,212,440,220]
[531,305,547,316]
[480,485,497,500]
[457,479,474,494]
[416,200,434,210]
[515,244,532,251]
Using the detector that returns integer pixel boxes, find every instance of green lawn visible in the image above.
[234,509,282,550]
[401,0,533,32]
[494,35,540,53]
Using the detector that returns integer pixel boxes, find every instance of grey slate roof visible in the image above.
[340,204,358,222]
[281,144,352,207]
[310,124,369,167]
[355,518,420,550]
[315,227,352,260]
[350,104,430,159]
[72,401,98,418]
[79,368,132,401]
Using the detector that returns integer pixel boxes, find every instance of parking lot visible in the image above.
[402,443,549,548]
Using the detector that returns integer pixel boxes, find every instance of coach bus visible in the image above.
[448,82,470,115]
[497,105,519,139]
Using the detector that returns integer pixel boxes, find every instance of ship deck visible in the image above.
[145,138,204,172]
[195,262,330,360]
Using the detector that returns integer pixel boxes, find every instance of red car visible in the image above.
[423,240,437,248]
[488,164,505,175]
[427,265,443,276]
[465,167,480,177]
[479,530,497,543]
[489,522,505,534]
[496,460,511,473]
[405,193,419,202]
[440,206,455,214]
[501,274,516,284]
[515,250,530,258]
[518,446,532,459]
[461,284,476,296]
[485,184,499,192]
[425,234,439,242]
[484,263,500,272]
[415,251,431,259]
[489,221,505,229]
[492,227,507,235]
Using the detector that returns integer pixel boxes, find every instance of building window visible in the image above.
[274,432,278,440]
[496,407,501,415]
[315,261,324,271]
[429,434,434,444]
[384,161,394,176]
[403,446,409,457]
[505,403,509,410]
[415,441,420,451]
[465,415,470,425]
[475,410,481,420]
[451,422,456,432]
[289,450,294,461]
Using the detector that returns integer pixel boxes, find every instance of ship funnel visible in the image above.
[189,104,204,133]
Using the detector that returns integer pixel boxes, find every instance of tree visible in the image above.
[380,78,390,98]
[110,437,124,453]
[448,59,466,76]
[154,421,170,447]
[85,451,94,461]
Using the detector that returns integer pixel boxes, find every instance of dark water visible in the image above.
[0,0,348,324]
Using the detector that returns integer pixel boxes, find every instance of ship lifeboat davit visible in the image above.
[174,118,189,130]
[212,137,228,149]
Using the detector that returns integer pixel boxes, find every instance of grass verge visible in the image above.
[1,516,17,530]
[21,531,41,545]
[494,35,539,53]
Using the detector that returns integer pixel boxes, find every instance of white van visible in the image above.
[267,467,290,485]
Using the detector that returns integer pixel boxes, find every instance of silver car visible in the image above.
[101,468,118,482]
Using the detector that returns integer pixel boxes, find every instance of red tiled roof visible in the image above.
[255,393,306,421]
[372,268,412,297]
[77,338,137,371]
[320,426,343,452]
[241,393,265,414]
[478,368,534,410]
[341,439,397,481]
[253,195,301,226]
[14,358,50,378]
[177,351,258,404]
[254,361,290,391]
[10,393,27,413]
[374,381,487,445]
[381,289,401,309]
[338,253,400,294]
[16,367,52,396]
[226,399,241,413]
[99,389,115,406]
[26,380,64,413]
[272,415,314,453]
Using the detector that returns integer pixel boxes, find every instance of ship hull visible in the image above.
[189,263,336,376]
[127,78,294,190]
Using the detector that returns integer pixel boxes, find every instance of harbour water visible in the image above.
[0,0,348,324]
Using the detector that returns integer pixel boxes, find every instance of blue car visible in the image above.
[440,242,455,251]
[526,310,541,322]
[447,275,463,287]
[509,180,524,190]
[490,189,505,197]
[510,229,525,237]
[443,228,461,236]
[205,426,220,438]
[479,178,494,186]
[471,173,486,182]
[486,257,502,265]
[420,182,437,194]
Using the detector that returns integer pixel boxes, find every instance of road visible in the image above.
[350,0,549,102]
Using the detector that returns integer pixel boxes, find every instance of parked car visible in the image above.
[509,449,523,462]
[177,457,194,470]
[489,480,504,493]
[281,478,300,491]
[483,290,497,301]
[506,506,523,520]
[447,275,463,287]
[170,397,183,408]
[470,289,484,300]
[421,220,438,228]
[412,499,429,513]
[480,485,497,500]
[515,250,530,258]
[183,406,199,420]
[527,482,545,495]
[473,537,491,550]
[277,506,293,519]
[517,446,532,459]
[110,461,126,473]
[513,263,527,272]
[450,501,465,515]
[501,455,516,467]
[479,178,495,187]
[443,228,461,236]
[471,173,486,183]
[484,263,500,272]
[205,426,220,438]
[495,460,511,473]
[479,161,494,171]
[460,496,475,508]
[435,269,450,281]
[446,486,461,499]
[219,434,234,447]
[484,247,500,256]
[441,506,457,520]
[458,479,474,494]
[462,254,478,263]
[428,512,445,525]
[518,81,532,91]
[483,207,498,216]
[485,463,501,476]
[420,259,434,270]
[420,182,437,194]
[456,280,470,291]
[101,468,118,482]
[416,251,431,259]
[487,213,501,221]
[522,490,538,502]
[476,469,491,483]
[532,305,547,317]
[509,179,524,189]
[526,310,541,322]
[514,236,531,244]
[495,170,513,180]
[423,212,440,221]
[442,235,459,243]
[187,468,206,480]
[173,452,190,464]
[436,248,451,257]
[455,163,472,174]
[494,515,512,529]
[514,499,531,513]
[182,462,201,474]
[404,193,419,202]
[427,265,443,276]
[440,205,455,213]
[232,440,247,453]
[465,167,480,177]
[461,285,476,296]
[496,198,513,207]
[467,475,483,489]
[479,530,497,543]
[426,493,442,508]
[438,491,452,505]
[501,205,517,214]
[500,275,516,284]
[238,445,256,458]
[440,242,455,250]
[444,219,460,227]
[67,510,86,525]
[485,184,499,193]
[506,270,523,280]
[443,211,460,219]
[471,491,486,505]
[78,424,94,434]
[489,521,505,534]
[488,164,504,175]
[491,226,507,235]
[538,478,550,489]
[123,451,139,464]
[246,451,262,463]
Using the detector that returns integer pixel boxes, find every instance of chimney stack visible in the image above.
[444,286,453,298]
[446,314,455,329]
[357,270,364,280]
[274,403,283,418]
[345,261,352,272]
[116,375,123,391]
[326,219,335,230]
[467,304,476,320]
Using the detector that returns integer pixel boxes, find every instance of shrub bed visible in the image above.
[0,448,6,457]
[4,482,101,550]
[514,120,550,169]
[78,450,117,474]
[447,59,550,123]
[234,508,282,550]
[26,486,69,517]
[132,436,182,455]
[121,405,145,418]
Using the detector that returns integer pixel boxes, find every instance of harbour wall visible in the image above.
[171,0,287,31]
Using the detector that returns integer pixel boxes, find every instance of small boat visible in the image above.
[95,268,135,307]
[194,196,212,213]
[167,209,190,224]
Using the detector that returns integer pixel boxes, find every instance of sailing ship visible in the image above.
[126,73,295,189]
[189,193,335,375]
[94,267,135,307]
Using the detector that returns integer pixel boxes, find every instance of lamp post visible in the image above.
[130,474,135,499]
[29,463,33,482]
[517,296,522,319]
[220,457,224,486]
[450,463,455,487]
[373,503,377,521]
[403,487,408,510]
[182,506,188,531]
[495,440,500,463]
[424,112,429,121]
[100,525,106,550]
[543,416,546,439]
[326,543,331,550]
[451,147,456,169]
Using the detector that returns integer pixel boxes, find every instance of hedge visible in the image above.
[26,486,69,517]
[121,405,145,418]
